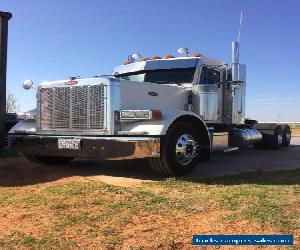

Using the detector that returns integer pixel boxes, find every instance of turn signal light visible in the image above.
[152,110,162,120]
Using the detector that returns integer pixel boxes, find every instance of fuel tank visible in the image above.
[229,127,262,148]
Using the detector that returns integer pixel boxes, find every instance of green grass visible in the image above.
[54,212,91,230]
[0,232,78,249]
[0,169,299,249]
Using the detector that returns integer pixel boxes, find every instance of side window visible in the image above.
[200,68,220,84]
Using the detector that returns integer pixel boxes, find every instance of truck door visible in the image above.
[193,67,221,122]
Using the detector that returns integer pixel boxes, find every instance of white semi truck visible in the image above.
[8,41,291,176]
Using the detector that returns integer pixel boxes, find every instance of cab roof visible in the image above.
[113,57,224,75]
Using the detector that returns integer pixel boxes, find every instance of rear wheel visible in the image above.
[24,154,74,165]
[270,126,283,150]
[282,126,291,147]
[149,122,209,176]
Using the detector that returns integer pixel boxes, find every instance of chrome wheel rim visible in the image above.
[278,130,283,145]
[175,134,198,166]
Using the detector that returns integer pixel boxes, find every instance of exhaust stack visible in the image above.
[231,41,239,81]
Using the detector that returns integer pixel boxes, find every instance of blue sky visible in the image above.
[1,0,300,121]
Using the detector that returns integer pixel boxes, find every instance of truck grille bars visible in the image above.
[38,84,107,133]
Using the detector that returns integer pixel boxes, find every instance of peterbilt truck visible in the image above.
[8,41,291,176]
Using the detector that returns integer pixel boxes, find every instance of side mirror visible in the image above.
[23,80,34,90]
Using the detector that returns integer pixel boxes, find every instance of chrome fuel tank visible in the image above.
[193,84,218,121]
[229,127,262,148]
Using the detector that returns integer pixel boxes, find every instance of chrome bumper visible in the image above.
[8,134,160,160]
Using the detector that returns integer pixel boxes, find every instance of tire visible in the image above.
[149,122,209,176]
[269,126,283,150]
[282,126,291,147]
[24,154,74,165]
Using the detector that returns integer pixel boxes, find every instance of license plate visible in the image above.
[58,138,81,150]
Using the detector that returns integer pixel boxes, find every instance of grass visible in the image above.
[0,231,78,249]
[0,170,299,249]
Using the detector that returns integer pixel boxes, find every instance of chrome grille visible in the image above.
[39,84,107,132]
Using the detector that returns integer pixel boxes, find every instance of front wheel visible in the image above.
[24,154,74,165]
[149,122,208,176]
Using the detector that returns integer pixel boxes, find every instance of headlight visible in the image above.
[17,112,36,121]
[120,110,136,119]
[120,110,162,120]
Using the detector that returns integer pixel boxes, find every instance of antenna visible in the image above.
[233,11,243,65]
[237,11,243,43]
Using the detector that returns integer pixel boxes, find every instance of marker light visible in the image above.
[152,55,162,60]
[66,80,78,85]
[192,52,203,57]
[163,54,175,59]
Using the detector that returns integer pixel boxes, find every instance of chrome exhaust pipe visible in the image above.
[232,41,239,81]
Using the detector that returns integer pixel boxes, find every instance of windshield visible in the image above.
[117,73,145,82]
[115,68,196,84]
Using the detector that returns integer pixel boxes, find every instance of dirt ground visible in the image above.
[292,128,300,136]
[0,137,299,188]
[0,137,299,249]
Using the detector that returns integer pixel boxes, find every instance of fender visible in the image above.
[119,111,211,150]
[163,111,212,151]
[120,110,209,136]
[8,120,36,135]
[161,111,210,135]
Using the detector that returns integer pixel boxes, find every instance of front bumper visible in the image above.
[8,134,160,160]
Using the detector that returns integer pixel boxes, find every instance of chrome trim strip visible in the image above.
[117,131,149,135]
[24,135,159,142]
